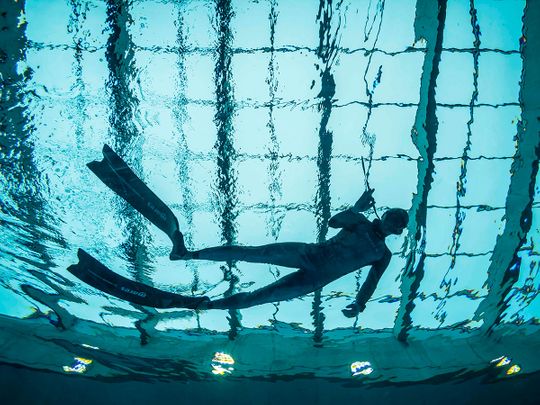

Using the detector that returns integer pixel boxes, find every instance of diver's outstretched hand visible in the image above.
[353,188,375,212]
[342,302,361,318]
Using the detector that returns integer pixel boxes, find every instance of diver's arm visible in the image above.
[329,189,375,229]
[352,188,375,213]
[342,248,391,318]
[328,209,367,229]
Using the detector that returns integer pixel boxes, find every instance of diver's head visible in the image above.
[380,208,408,236]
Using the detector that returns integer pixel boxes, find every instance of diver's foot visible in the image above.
[170,230,189,260]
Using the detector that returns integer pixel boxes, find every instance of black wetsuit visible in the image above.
[194,210,392,310]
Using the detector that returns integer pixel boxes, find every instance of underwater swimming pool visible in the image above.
[0,0,539,389]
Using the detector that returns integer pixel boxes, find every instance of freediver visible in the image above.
[69,145,408,318]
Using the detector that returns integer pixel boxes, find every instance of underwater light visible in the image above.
[81,343,100,350]
[62,357,93,374]
[350,361,373,376]
[211,352,235,375]
[490,356,511,367]
[211,364,233,375]
[506,365,521,375]
[213,352,235,365]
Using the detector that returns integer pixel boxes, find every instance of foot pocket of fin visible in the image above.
[170,230,188,260]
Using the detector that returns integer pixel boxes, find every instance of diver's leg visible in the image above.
[204,269,316,310]
[186,242,313,269]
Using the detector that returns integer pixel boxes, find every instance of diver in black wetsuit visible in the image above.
[183,198,407,317]
[68,145,408,318]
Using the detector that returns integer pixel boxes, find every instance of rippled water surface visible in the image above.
[0,0,539,384]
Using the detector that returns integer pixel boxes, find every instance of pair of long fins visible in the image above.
[68,145,209,309]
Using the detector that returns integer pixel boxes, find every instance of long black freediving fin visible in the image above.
[68,249,209,309]
[87,144,187,259]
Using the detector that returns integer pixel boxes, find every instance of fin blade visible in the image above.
[68,249,207,309]
[88,145,185,257]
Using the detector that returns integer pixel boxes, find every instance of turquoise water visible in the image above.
[1,0,539,387]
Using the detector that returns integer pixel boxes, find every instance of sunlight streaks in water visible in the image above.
[212,0,241,339]
[473,0,540,333]
[394,0,447,341]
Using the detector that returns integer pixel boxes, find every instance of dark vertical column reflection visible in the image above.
[436,0,481,325]
[173,4,202,329]
[105,0,158,343]
[0,0,36,222]
[393,0,447,341]
[105,0,152,285]
[266,0,282,243]
[359,0,384,179]
[213,0,240,340]
[474,0,540,334]
[266,0,282,321]
[0,0,68,325]
[0,4,61,263]
[68,0,89,146]
[312,0,342,346]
